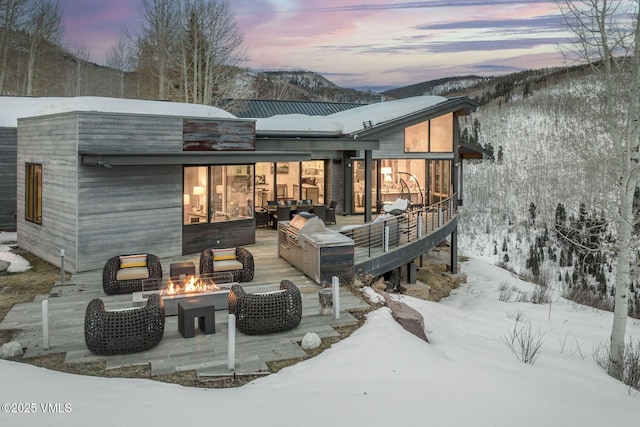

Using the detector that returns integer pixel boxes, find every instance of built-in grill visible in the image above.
[278,213,354,285]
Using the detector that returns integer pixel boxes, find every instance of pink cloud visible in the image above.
[64,0,140,63]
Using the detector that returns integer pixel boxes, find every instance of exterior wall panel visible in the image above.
[0,128,17,230]
[17,115,79,271]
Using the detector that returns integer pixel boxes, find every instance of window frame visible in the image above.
[25,163,42,225]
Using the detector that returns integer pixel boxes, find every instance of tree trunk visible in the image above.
[26,40,36,96]
[608,180,633,379]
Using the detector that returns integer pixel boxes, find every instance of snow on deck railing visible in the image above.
[339,194,457,264]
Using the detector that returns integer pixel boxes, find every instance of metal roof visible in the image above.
[225,99,365,118]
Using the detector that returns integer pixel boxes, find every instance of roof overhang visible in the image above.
[352,97,479,138]
[458,142,486,160]
[255,137,379,151]
[79,151,311,166]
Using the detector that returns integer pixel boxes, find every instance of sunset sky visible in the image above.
[62,0,573,90]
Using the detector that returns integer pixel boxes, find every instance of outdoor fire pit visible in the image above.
[132,272,235,316]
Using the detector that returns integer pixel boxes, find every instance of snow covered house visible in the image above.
[2,95,478,274]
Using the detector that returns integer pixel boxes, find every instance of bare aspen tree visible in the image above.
[558,0,640,380]
[106,35,135,98]
[177,0,244,104]
[0,0,29,94]
[138,0,179,100]
[69,43,90,96]
[24,0,64,96]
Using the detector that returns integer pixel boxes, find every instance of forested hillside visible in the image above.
[451,71,640,319]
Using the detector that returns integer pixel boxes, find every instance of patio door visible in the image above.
[352,160,377,214]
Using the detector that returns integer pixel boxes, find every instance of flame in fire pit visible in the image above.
[162,275,220,296]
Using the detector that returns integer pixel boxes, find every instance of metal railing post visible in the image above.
[384,225,389,252]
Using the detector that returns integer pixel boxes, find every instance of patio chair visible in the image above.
[84,294,165,355]
[382,198,411,216]
[296,203,311,214]
[312,204,326,222]
[102,253,163,295]
[228,280,302,335]
[254,208,269,228]
[325,200,337,224]
[271,205,290,229]
[199,246,254,282]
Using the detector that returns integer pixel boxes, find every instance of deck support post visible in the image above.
[332,276,340,320]
[42,300,49,350]
[384,225,389,252]
[451,229,458,274]
[228,314,236,371]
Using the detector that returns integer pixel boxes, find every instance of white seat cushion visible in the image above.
[116,267,150,281]
[213,259,244,272]
[383,198,410,213]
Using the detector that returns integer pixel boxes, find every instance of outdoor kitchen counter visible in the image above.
[278,216,354,285]
[303,230,354,247]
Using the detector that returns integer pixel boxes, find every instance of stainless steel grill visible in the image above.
[278,213,354,285]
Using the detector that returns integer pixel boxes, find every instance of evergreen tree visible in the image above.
[554,203,567,239]
[529,202,537,226]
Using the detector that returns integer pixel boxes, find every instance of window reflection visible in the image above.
[183,165,255,225]
[254,161,325,207]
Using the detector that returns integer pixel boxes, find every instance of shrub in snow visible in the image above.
[531,285,552,305]
[593,339,640,394]
[0,341,23,359]
[502,319,546,365]
[301,333,321,351]
[498,282,515,302]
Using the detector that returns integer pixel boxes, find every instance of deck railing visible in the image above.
[339,194,457,264]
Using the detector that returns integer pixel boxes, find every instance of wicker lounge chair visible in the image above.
[84,294,165,355]
[199,247,254,282]
[228,280,302,335]
[102,253,163,295]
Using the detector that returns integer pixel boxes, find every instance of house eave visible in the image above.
[79,151,311,166]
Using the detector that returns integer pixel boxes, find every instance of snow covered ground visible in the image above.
[0,232,29,273]
[0,257,638,427]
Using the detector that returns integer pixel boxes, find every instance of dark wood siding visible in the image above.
[183,119,255,151]
[319,245,354,285]
[182,219,256,255]
[0,128,17,230]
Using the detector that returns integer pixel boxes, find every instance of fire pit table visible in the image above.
[132,272,235,316]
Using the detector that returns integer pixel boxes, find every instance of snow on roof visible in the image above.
[255,95,448,136]
[0,95,450,136]
[0,96,236,127]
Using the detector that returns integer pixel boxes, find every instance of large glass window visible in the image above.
[353,160,377,213]
[428,160,452,204]
[299,160,324,204]
[404,114,454,153]
[255,161,325,206]
[25,163,42,224]
[404,121,429,152]
[379,159,426,206]
[183,165,254,225]
[429,113,454,152]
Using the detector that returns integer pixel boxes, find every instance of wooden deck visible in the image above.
[0,216,371,377]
